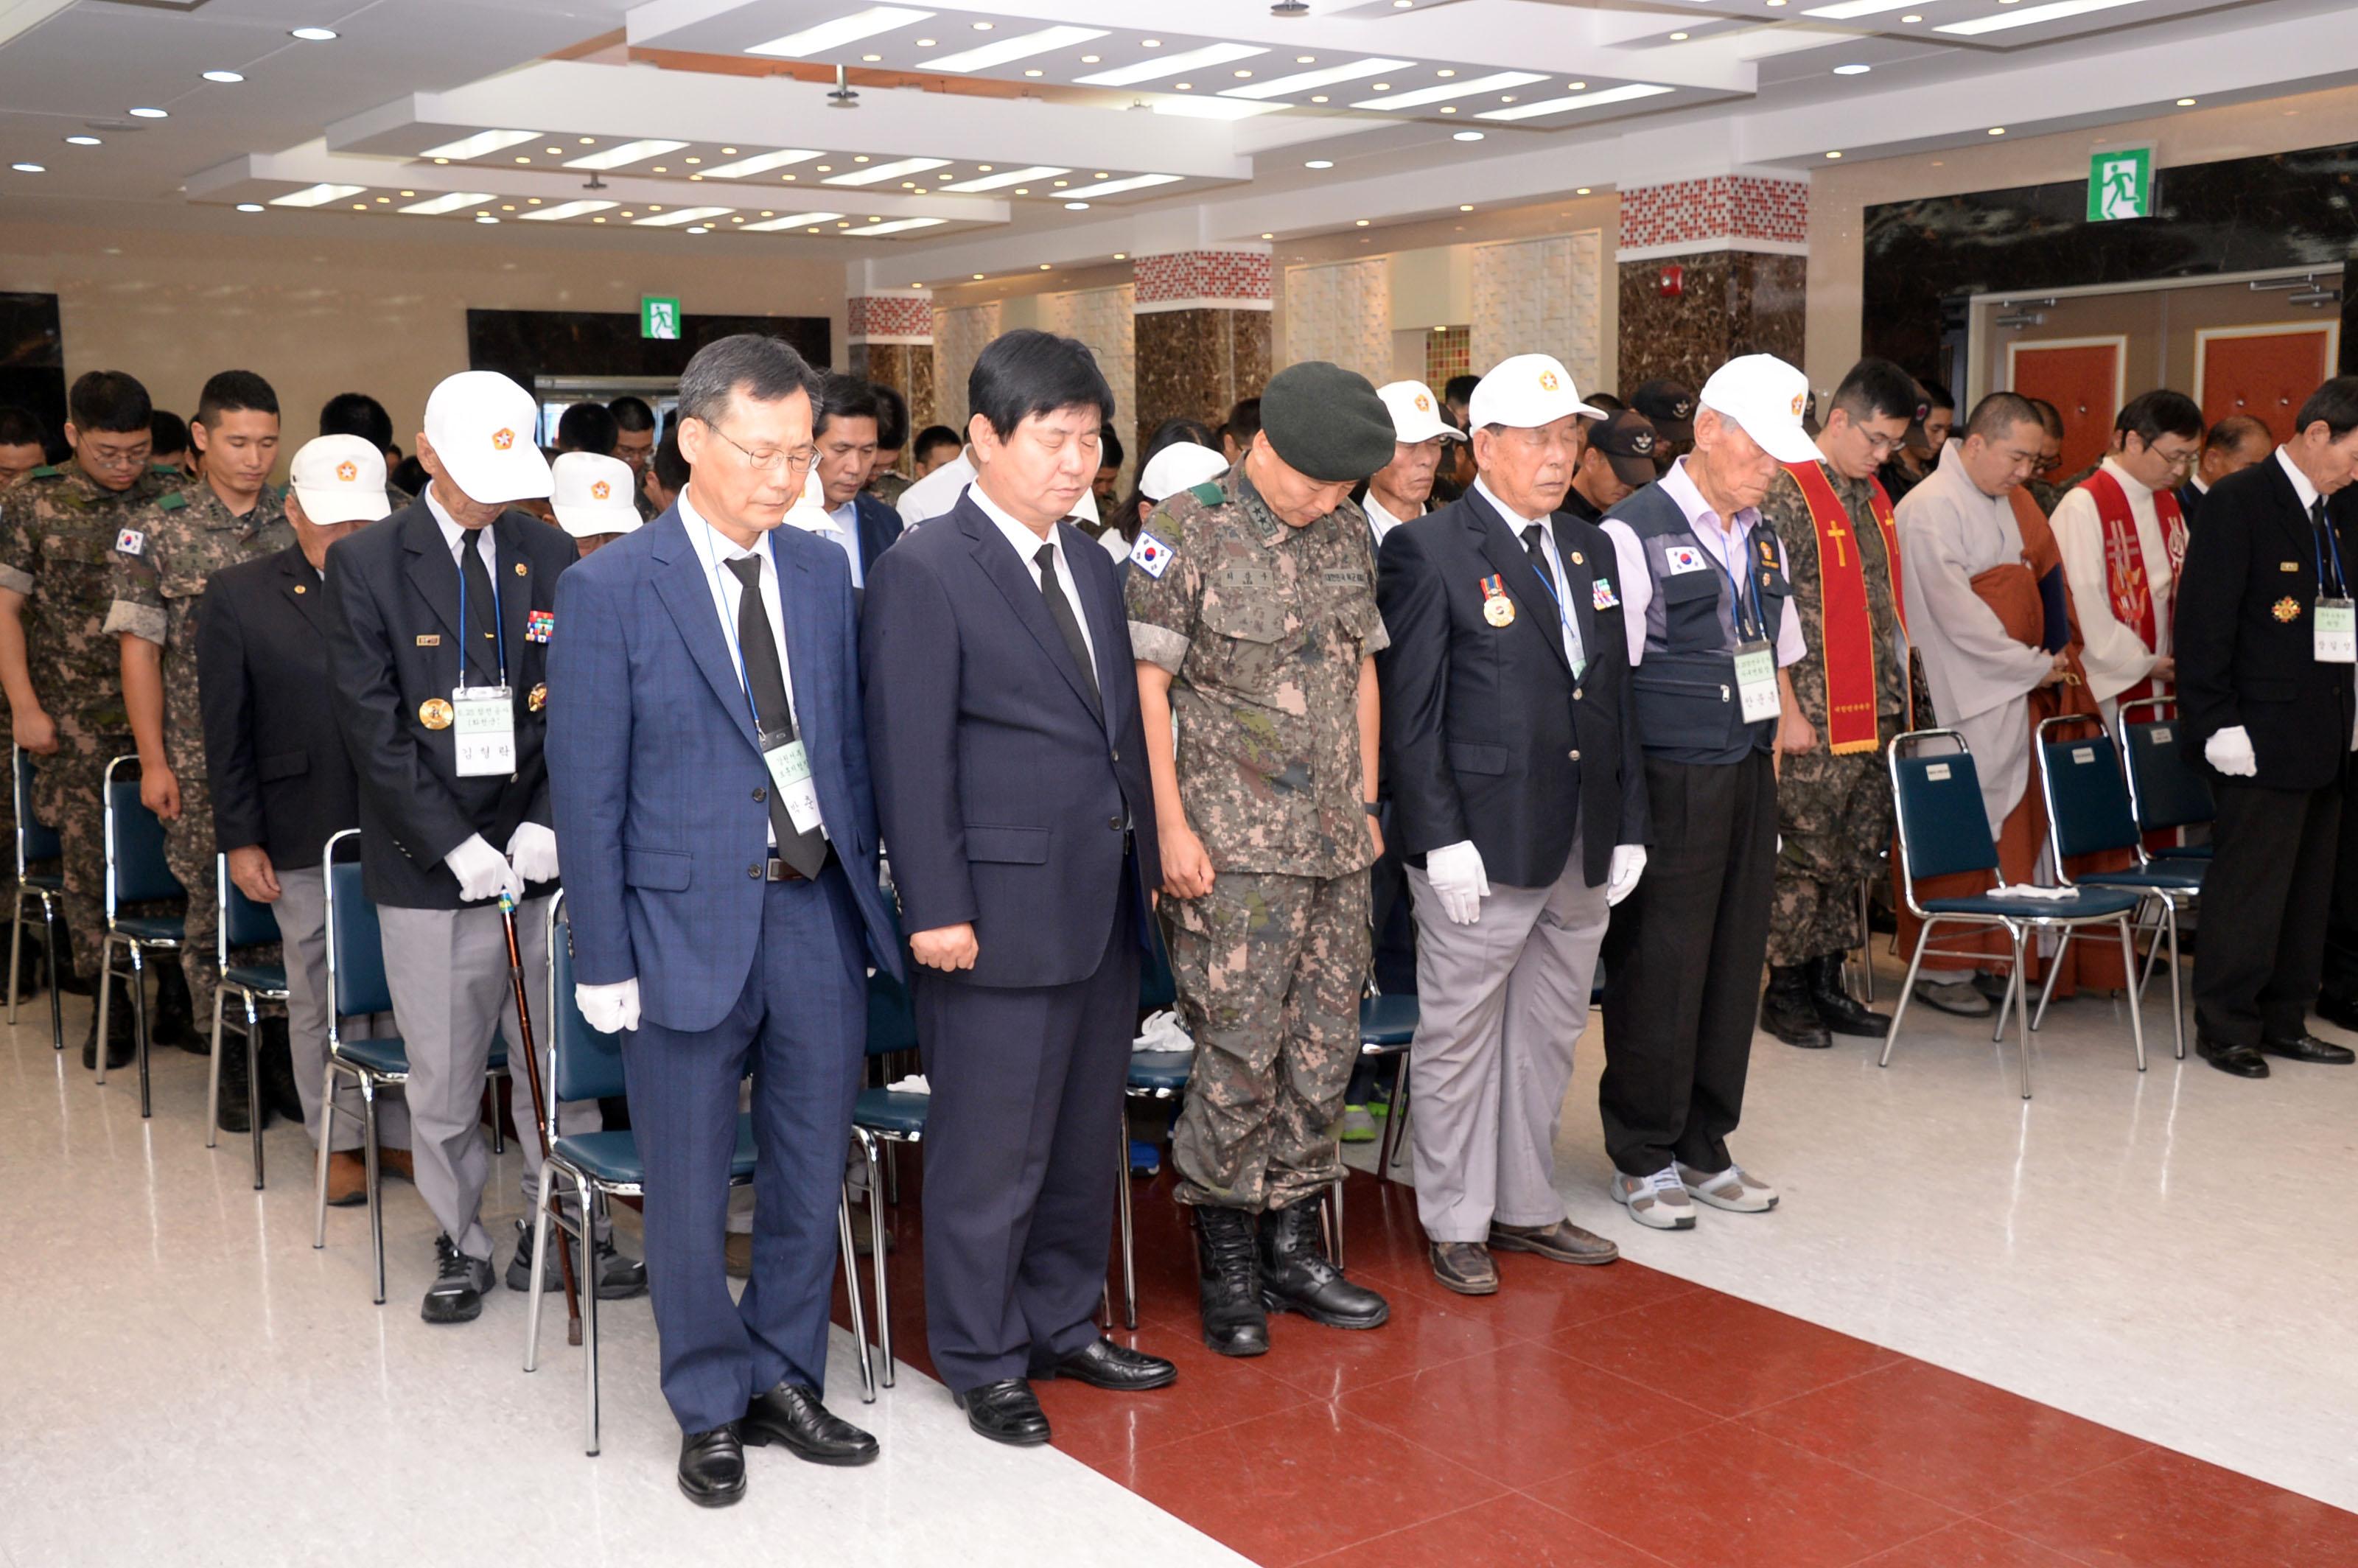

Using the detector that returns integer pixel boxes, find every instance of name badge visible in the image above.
[1733,640,1781,725]
[2317,598,2356,664]
[452,685,517,777]
[758,728,826,836]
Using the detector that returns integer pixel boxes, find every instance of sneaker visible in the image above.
[1340,1105,1377,1144]
[1913,976,1995,1018]
[1610,1166,1695,1231]
[1677,1162,1779,1213]
[421,1233,494,1324]
[505,1219,648,1299]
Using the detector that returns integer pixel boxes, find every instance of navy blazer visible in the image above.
[854,491,903,581]
[546,506,901,1035]
[861,491,1158,990]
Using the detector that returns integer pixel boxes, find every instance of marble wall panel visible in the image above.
[849,341,937,474]
[1617,252,1808,391]
[1136,308,1273,447]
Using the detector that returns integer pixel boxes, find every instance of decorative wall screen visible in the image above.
[931,300,1004,431]
[1283,259,1393,383]
[1471,233,1603,391]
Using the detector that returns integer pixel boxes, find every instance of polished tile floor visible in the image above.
[5,951,2356,1567]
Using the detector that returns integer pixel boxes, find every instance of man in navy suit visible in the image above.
[547,335,904,1506]
[808,373,902,587]
[864,330,1175,1447]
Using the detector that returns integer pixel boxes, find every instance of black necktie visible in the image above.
[458,531,500,685]
[723,555,827,878]
[1521,523,1553,592]
[1035,542,1101,713]
[2314,500,2344,597]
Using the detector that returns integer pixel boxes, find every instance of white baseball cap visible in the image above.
[287,435,392,526]
[550,452,640,539]
[1466,354,1608,431]
[1375,380,1465,444]
[421,370,553,504]
[1139,442,1229,502]
[1697,354,1820,464]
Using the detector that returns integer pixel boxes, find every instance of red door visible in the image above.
[2199,326,2334,442]
[2009,340,2120,478]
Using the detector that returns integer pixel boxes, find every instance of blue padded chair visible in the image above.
[525,894,873,1457]
[9,745,65,1052]
[1884,730,2146,1099]
[206,854,290,1189]
[95,755,183,1116]
[1358,990,1418,1184]
[849,939,923,1385]
[2117,696,2214,861]
[2034,715,2200,1061]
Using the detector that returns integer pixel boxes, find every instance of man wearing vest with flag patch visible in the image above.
[1756,359,1920,1049]
[2049,390,2202,720]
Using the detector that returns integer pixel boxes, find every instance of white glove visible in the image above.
[1424,839,1491,925]
[2203,725,2258,777]
[507,821,560,884]
[1606,844,1648,907]
[444,833,523,904]
[575,978,640,1035]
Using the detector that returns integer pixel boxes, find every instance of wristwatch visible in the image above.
[1363,801,1382,818]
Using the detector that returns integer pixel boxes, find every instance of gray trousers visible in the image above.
[1405,839,1609,1243]
[277,869,408,1154]
[377,897,603,1263]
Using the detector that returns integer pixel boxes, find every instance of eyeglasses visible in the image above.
[704,423,816,476]
[1860,431,1907,458]
[80,441,153,472]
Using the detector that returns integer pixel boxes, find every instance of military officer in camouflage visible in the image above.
[1127,361,1399,1358]
[109,370,294,1122]
[0,371,174,1067]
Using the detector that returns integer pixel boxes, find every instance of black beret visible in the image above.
[1258,361,1397,484]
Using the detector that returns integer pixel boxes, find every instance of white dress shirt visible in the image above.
[680,486,813,844]
[895,448,976,529]
[2051,455,2175,706]
[968,479,1099,679]
[1474,477,1584,676]
[816,497,865,588]
[1600,457,1807,670]
[1363,489,1414,545]
[425,481,505,682]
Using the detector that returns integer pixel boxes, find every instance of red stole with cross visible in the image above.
[2083,466,2185,707]
[1783,458,1905,755]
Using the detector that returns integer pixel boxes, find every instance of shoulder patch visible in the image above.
[1188,480,1226,506]
[157,491,187,511]
[29,465,59,480]
[114,528,146,557]
[1131,530,1175,579]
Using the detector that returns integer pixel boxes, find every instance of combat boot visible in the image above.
[214,1034,266,1134]
[1193,1206,1269,1357]
[1258,1196,1388,1330]
[1808,953,1889,1038]
[153,962,205,1054]
[256,1017,307,1125]
[80,1001,136,1070]
[1760,965,1831,1049]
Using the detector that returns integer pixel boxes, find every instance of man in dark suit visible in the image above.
[2179,413,2273,525]
[324,370,637,1326]
[2175,377,2358,1077]
[200,435,407,1203]
[1378,354,1648,1296]
[863,329,1173,1447]
[550,335,902,1505]
[808,374,902,587]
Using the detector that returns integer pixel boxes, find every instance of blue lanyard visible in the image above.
[1518,528,1586,670]
[1708,522,1767,641]
[2312,505,2348,598]
[454,531,506,687]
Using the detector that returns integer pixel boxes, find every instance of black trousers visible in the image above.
[2195,774,2343,1046]
[915,920,1140,1393]
[1600,750,1779,1177]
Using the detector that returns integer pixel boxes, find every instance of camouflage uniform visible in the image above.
[104,481,293,1029]
[1761,462,1906,966]
[0,462,173,979]
[1126,465,1387,1212]
[867,469,912,513]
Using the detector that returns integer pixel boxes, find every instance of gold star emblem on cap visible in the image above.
[1790,392,1806,416]
[590,480,610,500]
[1413,393,1430,412]
[492,428,515,452]
[1539,370,1560,392]
[335,461,357,483]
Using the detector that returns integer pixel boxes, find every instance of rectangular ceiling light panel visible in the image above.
[823,156,950,186]
[1078,172,1183,197]
[741,211,848,231]
[938,164,1068,192]
[419,129,540,160]
[926,24,1108,73]
[270,183,368,207]
[519,200,618,220]
[746,6,933,57]
[700,149,822,178]
[1799,0,1917,16]
[399,191,497,214]
[634,206,735,227]
[1475,82,1673,121]
[1937,0,2144,33]
[846,217,946,236]
[1075,43,1266,87]
[1221,57,1414,100]
[1351,71,1547,111]
[565,139,688,171]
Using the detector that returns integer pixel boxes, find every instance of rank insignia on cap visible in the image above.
[1132,530,1174,579]
[1539,370,1561,392]
[114,528,145,556]
[526,609,554,643]
[527,682,547,713]
[590,480,610,500]
[1673,398,1693,419]
[1791,392,1806,416]
[335,461,357,483]
[2274,596,2302,623]
[1665,545,1707,575]
[491,428,515,452]
[1592,577,1619,610]
[416,634,441,647]
[1631,430,1654,454]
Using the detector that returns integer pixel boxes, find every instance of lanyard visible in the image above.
[2313,505,2348,598]
[1706,519,1767,641]
[453,531,507,687]
[1517,525,1584,668]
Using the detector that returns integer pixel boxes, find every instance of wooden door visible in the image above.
[2007,337,2124,479]
[2197,324,2339,442]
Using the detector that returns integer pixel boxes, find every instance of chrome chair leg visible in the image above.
[245,993,264,1191]
[2010,928,2034,1100]
[1882,924,1935,1068]
[1116,1116,1137,1331]
[364,1082,386,1306]
[525,1158,555,1374]
[313,1061,339,1250]
[2164,900,2186,1060]
[6,886,21,1024]
[129,946,153,1118]
[93,937,115,1085]
[1991,953,2021,1046]
[2118,914,2148,1072]
[839,1180,877,1404]
[1856,879,1877,1004]
[1327,1175,1346,1271]
[2029,937,2068,1032]
[1377,1059,1410,1179]
[583,1178,603,1456]
[861,1132,893,1388]
[42,905,61,1051]
[204,984,225,1147]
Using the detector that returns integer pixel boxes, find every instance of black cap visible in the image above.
[1631,379,1696,442]
[1586,411,1662,488]
[1259,361,1398,484]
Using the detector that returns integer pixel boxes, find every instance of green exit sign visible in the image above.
[641,295,681,340]
[2088,147,2154,222]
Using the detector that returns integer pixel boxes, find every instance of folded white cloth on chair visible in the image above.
[1990,883,2078,901]
[885,1074,931,1095]
[1132,1009,1192,1053]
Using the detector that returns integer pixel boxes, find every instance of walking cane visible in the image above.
[500,892,583,1347]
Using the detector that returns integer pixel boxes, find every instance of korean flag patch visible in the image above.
[114,528,145,558]
[1592,577,1619,611]
[1665,545,1706,575]
[1132,530,1175,579]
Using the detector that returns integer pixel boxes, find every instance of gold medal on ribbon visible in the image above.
[1483,594,1515,628]
[419,697,454,729]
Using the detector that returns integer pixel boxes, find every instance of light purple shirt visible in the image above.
[1600,455,1808,670]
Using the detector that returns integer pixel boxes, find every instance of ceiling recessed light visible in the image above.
[973,19,993,27]
[1113,251,1127,259]
[236,203,263,213]
[1024,67,1043,75]
[376,195,390,203]
[1142,38,1162,46]
[1834,63,1872,74]
[1436,68,1456,77]
[64,135,101,146]
[434,157,449,164]
[1015,187,1029,194]
[1355,217,1370,225]
[1669,30,1689,39]
[350,203,366,210]
[1372,82,1390,90]
[1080,54,1100,62]
[853,155,870,163]
[1900,11,1920,18]
[915,37,934,46]
[579,137,595,145]
[1306,158,1334,169]
[2176,97,2197,106]
[500,203,516,211]
[202,69,244,83]
[1987,125,2007,133]
[1064,200,1090,209]
[1297,55,1315,63]
[651,165,667,172]
[1453,130,1484,141]
[862,52,882,61]
[515,156,531,164]
[1040,263,1052,270]
[400,189,414,196]
[1094,171,1109,178]
[1458,203,1473,211]
[1234,69,1253,77]
[1439,105,1455,113]
[722,147,738,155]
[973,272,986,279]
[475,214,498,223]
[1575,186,1592,194]
[1260,231,1274,239]
[545,146,564,155]
[816,165,831,172]
[685,225,710,234]
[1825,150,1844,158]
[128,106,167,119]
[1175,81,1192,89]
[1310,94,1328,102]
[11,162,44,173]
[289,27,337,41]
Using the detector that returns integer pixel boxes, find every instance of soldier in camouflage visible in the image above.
[110,371,293,1127]
[1759,359,1920,1049]
[1127,361,1400,1358]
[0,371,172,1066]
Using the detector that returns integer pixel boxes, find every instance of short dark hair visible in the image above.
[1223,396,1262,447]
[912,424,961,463]
[1444,374,1480,407]
[651,427,689,492]
[68,371,152,434]
[1830,357,1923,425]
[2295,377,2358,441]
[2025,396,2065,439]
[1966,391,2040,442]
[556,401,619,456]
[872,383,909,451]
[2205,413,2272,453]
[1920,379,1956,413]
[0,405,49,450]
[968,329,1114,440]
[1144,416,1218,466]
[150,410,191,457]
[390,454,429,496]
[320,391,395,452]
[814,373,882,441]
[1585,391,1626,416]
[1098,425,1124,471]
[608,395,657,434]
[2114,388,2202,446]
[196,369,278,427]
[677,333,823,433]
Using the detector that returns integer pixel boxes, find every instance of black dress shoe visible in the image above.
[2315,993,2358,1033]
[2261,1032,2356,1065]
[678,1424,746,1508]
[1050,1337,1177,1391]
[2195,1033,2270,1079]
[743,1382,878,1466]
[954,1378,1052,1447]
